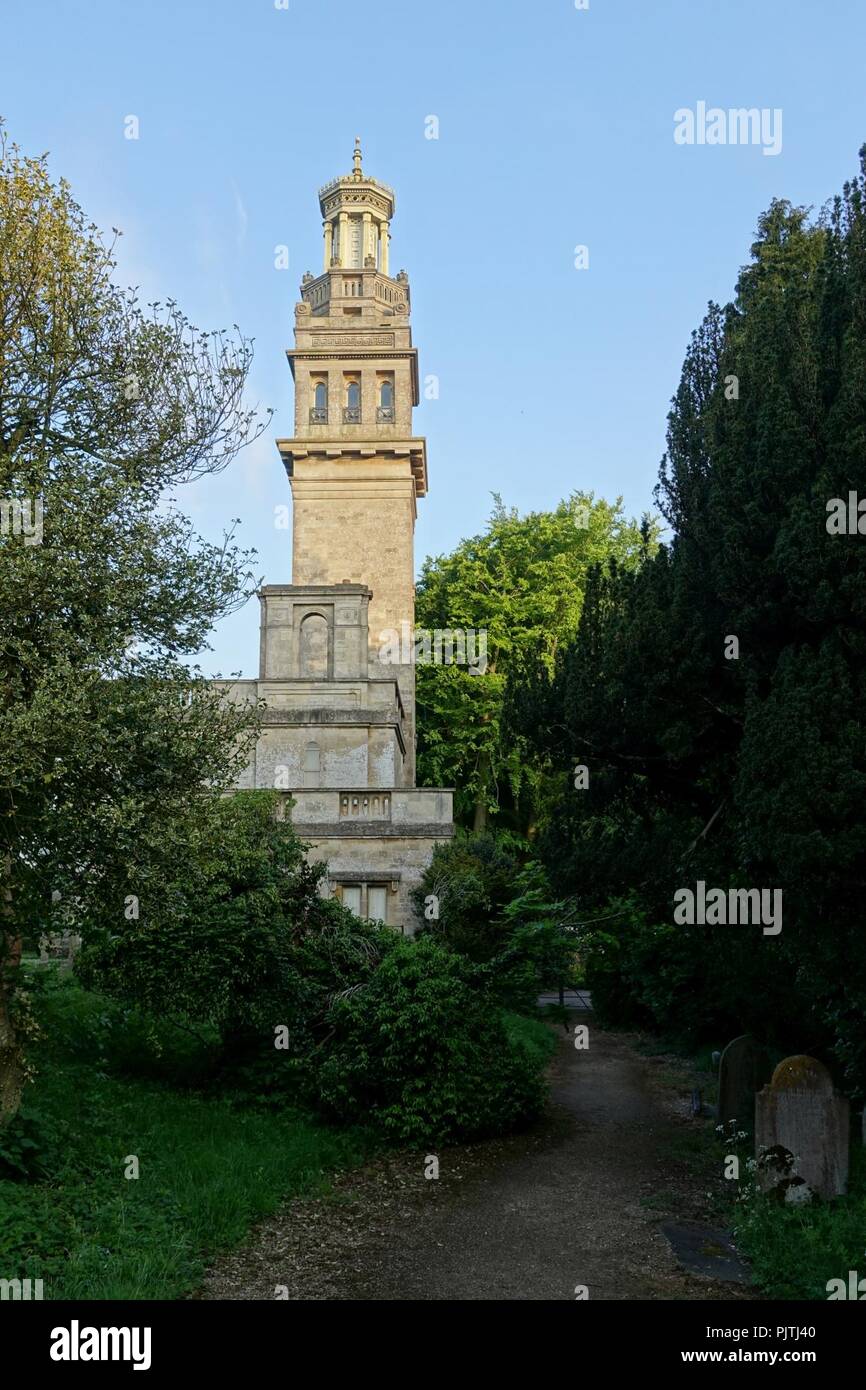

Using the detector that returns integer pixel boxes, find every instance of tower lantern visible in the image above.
[318,137,395,274]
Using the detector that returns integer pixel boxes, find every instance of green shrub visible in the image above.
[74,795,557,1143]
[502,1010,558,1071]
[76,791,396,1096]
[0,1102,61,1181]
[316,936,550,1143]
[411,832,525,961]
[413,841,578,1014]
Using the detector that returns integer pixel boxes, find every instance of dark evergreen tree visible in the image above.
[508,150,866,1090]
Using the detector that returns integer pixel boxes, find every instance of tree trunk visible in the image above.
[473,744,491,834]
[0,978,24,1127]
[0,855,24,1128]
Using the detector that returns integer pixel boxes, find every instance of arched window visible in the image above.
[344,378,360,422]
[310,379,327,424]
[377,377,394,422]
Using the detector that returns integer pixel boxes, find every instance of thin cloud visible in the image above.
[231,180,248,254]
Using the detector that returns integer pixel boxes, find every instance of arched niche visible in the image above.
[299,612,329,678]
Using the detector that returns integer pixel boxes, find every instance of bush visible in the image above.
[411,832,525,961]
[76,791,396,1098]
[316,936,550,1143]
[77,795,556,1142]
[0,1102,60,1181]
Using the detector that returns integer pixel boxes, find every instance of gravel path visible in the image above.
[199,1018,753,1301]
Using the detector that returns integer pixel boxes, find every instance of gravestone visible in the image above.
[37,930,81,971]
[717,1034,772,1135]
[755,1055,849,1201]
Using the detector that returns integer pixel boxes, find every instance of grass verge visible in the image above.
[0,971,376,1300]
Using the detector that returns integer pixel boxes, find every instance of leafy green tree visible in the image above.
[413,839,576,1011]
[0,126,268,1122]
[415,493,655,831]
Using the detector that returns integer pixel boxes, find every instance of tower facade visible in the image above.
[221,142,452,932]
[276,139,425,780]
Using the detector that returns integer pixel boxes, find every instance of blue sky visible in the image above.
[2,0,864,675]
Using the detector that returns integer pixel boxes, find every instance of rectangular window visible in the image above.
[367,885,388,923]
[341,885,362,916]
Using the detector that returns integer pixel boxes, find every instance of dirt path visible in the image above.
[200,1019,752,1301]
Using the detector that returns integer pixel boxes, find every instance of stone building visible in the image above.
[221,141,453,932]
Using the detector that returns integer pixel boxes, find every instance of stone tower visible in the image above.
[220,141,452,932]
[276,137,425,781]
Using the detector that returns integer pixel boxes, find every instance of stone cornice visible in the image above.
[277,437,427,497]
[259,583,373,599]
[260,707,396,725]
[287,348,415,361]
[326,869,402,883]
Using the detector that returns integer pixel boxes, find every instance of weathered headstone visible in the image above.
[37,930,81,971]
[717,1034,772,1135]
[56,931,81,974]
[755,1055,849,1201]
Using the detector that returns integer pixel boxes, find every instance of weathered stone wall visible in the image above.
[304,831,451,934]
